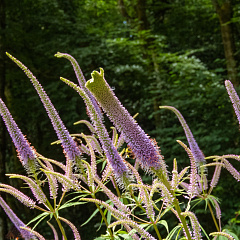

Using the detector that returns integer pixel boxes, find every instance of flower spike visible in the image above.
[6,53,83,175]
[55,52,102,118]
[225,80,240,125]
[86,68,166,174]
[0,196,36,239]
[160,106,205,166]
[0,98,38,173]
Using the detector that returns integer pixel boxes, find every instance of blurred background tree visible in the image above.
[0,0,239,239]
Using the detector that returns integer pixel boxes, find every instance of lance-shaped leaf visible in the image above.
[6,53,83,176]
[85,68,166,174]
[0,98,38,173]
[0,196,36,240]
[160,106,205,166]
[60,77,130,185]
[225,80,240,125]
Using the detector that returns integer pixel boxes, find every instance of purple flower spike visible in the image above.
[0,196,36,240]
[86,68,166,173]
[0,98,38,172]
[55,52,102,118]
[6,53,82,171]
[225,80,240,125]
[160,106,205,166]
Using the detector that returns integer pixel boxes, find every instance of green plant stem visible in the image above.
[153,169,192,240]
[207,201,220,232]
[152,222,162,240]
[92,193,114,240]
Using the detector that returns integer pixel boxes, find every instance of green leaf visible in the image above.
[166,225,182,240]
[26,212,50,226]
[58,201,87,210]
[81,206,102,227]
[157,220,169,234]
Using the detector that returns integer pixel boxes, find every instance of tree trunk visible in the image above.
[0,0,8,239]
[212,0,238,86]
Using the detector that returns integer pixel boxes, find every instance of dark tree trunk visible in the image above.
[0,0,8,239]
[212,0,238,86]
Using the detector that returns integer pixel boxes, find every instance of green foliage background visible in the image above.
[1,0,240,238]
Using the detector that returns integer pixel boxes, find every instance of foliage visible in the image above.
[0,53,240,240]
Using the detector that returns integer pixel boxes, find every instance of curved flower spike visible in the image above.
[225,80,240,125]
[0,184,36,208]
[160,106,205,166]
[0,98,38,173]
[86,68,166,174]
[7,174,48,204]
[108,220,157,240]
[0,196,36,240]
[181,211,202,240]
[6,53,82,176]
[55,52,102,118]
[58,216,81,240]
[210,232,235,240]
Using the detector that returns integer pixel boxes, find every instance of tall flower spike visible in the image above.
[60,77,130,185]
[177,140,200,197]
[0,98,38,173]
[55,52,102,118]
[160,106,205,166]
[6,53,83,176]
[86,68,166,174]
[181,211,202,240]
[225,80,240,125]
[0,196,36,240]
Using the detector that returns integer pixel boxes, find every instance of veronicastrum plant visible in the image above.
[0,52,240,240]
